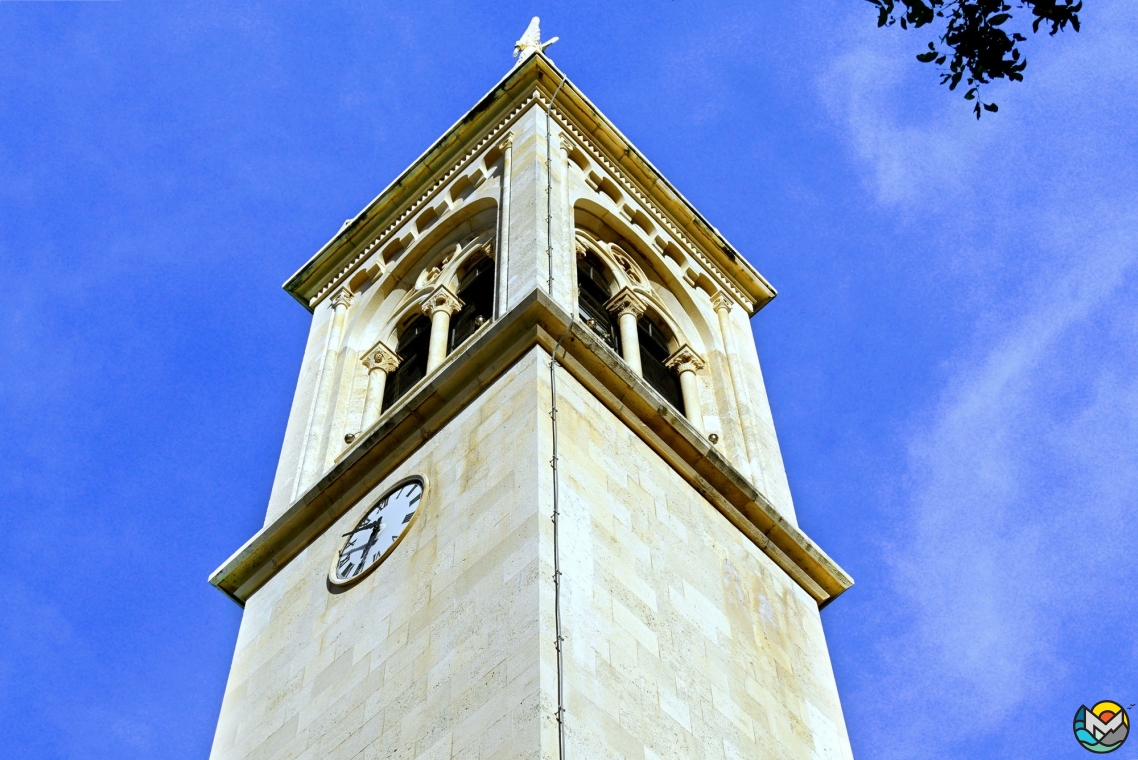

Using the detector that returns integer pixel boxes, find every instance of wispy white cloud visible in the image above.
[883,218,1138,751]
[819,36,984,210]
[819,2,1138,757]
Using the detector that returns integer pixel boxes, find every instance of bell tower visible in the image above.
[209,20,854,760]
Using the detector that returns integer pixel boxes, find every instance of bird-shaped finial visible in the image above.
[513,17,558,64]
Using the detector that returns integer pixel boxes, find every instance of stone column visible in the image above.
[605,286,647,377]
[422,285,464,373]
[559,133,575,263]
[494,132,514,319]
[712,291,761,482]
[359,341,401,432]
[295,286,353,498]
[665,344,707,434]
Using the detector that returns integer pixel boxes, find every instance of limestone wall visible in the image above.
[551,361,851,759]
[211,350,548,760]
[264,300,334,527]
[212,342,850,759]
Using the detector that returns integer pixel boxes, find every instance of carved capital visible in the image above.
[604,286,647,318]
[421,285,464,317]
[664,344,706,374]
[362,341,401,374]
[496,131,515,153]
[710,291,733,313]
[558,133,574,155]
[330,287,354,310]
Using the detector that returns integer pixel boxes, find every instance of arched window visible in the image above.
[383,315,431,410]
[638,317,684,414]
[576,253,620,351]
[448,256,494,351]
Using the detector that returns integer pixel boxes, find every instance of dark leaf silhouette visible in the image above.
[868,0,1082,117]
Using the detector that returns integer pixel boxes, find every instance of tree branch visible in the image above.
[867,0,1081,117]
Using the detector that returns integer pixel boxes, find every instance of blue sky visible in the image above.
[1,2,1134,759]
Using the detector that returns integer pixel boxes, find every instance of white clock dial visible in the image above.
[332,478,423,584]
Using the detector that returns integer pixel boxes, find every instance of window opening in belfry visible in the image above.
[638,317,685,413]
[383,315,431,409]
[448,256,494,351]
[576,254,620,351]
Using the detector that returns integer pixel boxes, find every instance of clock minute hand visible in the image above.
[343,518,381,537]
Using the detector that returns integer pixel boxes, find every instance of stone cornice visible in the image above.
[285,88,538,311]
[550,106,773,314]
[283,53,776,316]
[209,290,851,609]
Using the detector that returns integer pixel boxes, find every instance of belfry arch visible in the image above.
[314,201,500,460]
[573,201,717,351]
[348,198,498,347]
[572,212,713,430]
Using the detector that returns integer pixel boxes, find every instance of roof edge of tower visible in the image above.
[543,59,777,315]
[284,53,776,314]
[211,290,849,607]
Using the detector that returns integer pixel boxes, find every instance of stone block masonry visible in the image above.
[549,360,853,759]
[209,45,856,760]
[211,351,547,760]
[210,345,853,759]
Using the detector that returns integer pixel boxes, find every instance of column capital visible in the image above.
[476,237,495,260]
[664,344,706,374]
[421,285,464,317]
[496,131,515,152]
[710,291,733,313]
[330,287,355,310]
[558,132,574,154]
[361,341,401,374]
[604,286,647,318]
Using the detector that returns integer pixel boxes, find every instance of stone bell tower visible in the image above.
[209,20,854,760]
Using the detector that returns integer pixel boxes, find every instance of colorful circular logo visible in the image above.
[1074,701,1129,753]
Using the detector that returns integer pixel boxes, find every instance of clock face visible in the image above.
[331,478,424,584]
